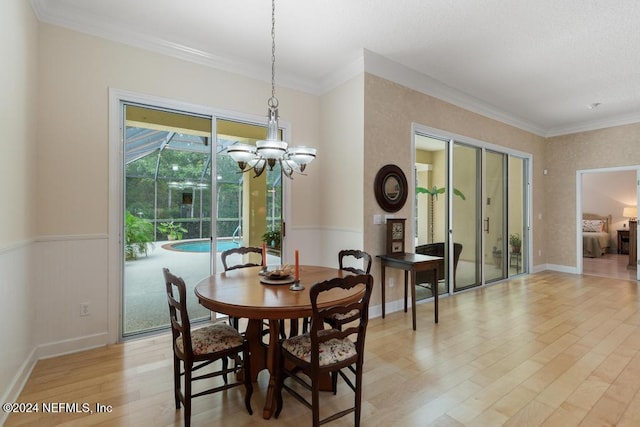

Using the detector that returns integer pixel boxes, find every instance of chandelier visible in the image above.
[226,0,316,179]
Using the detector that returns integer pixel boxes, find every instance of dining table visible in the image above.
[194,264,365,420]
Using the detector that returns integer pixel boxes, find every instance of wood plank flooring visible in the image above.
[6,271,640,426]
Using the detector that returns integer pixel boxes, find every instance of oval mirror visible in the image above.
[374,164,408,212]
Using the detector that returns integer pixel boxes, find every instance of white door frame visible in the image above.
[575,165,640,279]
[107,88,291,343]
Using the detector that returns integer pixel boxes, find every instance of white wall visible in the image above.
[0,0,39,418]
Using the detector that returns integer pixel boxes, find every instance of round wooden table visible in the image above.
[194,265,364,419]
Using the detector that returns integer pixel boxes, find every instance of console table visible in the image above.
[377,253,442,330]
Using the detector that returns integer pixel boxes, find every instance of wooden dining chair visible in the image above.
[163,268,253,427]
[220,246,264,330]
[338,249,372,275]
[221,246,263,272]
[300,249,372,334]
[275,274,373,427]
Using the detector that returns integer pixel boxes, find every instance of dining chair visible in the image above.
[275,274,373,427]
[414,242,463,295]
[221,246,263,272]
[301,249,372,334]
[163,268,253,427]
[323,250,372,331]
[220,246,264,330]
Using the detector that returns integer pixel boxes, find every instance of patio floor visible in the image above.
[123,241,280,336]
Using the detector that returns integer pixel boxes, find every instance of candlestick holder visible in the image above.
[289,280,304,291]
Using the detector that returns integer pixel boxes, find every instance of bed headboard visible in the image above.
[583,213,611,233]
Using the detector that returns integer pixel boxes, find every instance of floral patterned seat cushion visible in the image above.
[176,322,244,355]
[328,308,359,321]
[282,329,357,366]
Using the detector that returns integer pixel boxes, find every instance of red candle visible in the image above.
[262,242,267,267]
[295,250,299,280]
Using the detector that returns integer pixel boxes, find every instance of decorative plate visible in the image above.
[260,275,295,285]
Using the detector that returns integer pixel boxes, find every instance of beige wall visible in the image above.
[364,74,547,306]
[1,0,38,245]
[36,23,322,237]
[0,0,38,413]
[544,124,640,267]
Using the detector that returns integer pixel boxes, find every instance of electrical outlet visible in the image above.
[80,302,90,317]
[388,277,395,288]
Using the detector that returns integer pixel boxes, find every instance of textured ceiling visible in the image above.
[31,0,640,137]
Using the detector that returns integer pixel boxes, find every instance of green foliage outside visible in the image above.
[125,142,282,244]
[125,211,154,260]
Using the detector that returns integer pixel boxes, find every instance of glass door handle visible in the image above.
[484,218,490,233]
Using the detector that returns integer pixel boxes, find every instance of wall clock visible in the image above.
[386,218,406,254]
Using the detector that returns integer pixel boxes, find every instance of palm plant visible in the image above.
[416,186,466,242]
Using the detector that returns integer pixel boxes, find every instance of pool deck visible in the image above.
[124,240,280,336]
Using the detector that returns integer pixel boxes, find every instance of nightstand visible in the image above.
[618,229,630,254]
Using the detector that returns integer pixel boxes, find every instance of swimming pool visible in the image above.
[163,239,239,253]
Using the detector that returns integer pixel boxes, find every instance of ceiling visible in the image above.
[31,0,640,137]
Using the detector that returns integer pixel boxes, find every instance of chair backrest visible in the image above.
[309,274,374,367]
[415,242,463,282]
[221,246,263,271]
[338,249,372,275]
[163,268,193,359]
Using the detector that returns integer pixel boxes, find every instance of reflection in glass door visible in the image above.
[485,151,507,282]
[508,156,527,277]
[452,143,482,291]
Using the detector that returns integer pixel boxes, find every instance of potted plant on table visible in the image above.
[158,220,188,241]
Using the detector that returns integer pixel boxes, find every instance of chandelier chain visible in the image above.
[268,0,278,108]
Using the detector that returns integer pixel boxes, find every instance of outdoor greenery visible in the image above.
[261,226,282,249]
[125,211,154,260]
[157,220,188,240]
[125,138,282,244]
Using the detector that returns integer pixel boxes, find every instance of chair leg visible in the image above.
[355,362,363,427]
[173,355,181,409]
[312,375,320,427]
[331,371,338,395]
[222,357,229,384]
[183,364,192,427]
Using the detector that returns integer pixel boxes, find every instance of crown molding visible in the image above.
[30,0,638,138]
[545,111,640,137]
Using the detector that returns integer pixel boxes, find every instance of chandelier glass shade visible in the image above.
[226,0,316,178]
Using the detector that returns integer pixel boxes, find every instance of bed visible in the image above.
[582,213,611,258]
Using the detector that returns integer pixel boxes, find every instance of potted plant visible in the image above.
[261,226,281,250]
[125,211,154,260]
[158,220,187,241]
[509,233,522,253]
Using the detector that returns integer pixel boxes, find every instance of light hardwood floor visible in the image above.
[6,271,640,426]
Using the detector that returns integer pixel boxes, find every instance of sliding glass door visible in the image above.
[123,104,213,337]
[414,128,530,297]
[452,143,482,291]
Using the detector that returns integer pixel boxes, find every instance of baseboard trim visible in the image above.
[0,346,38,426]
[37,332,109,360]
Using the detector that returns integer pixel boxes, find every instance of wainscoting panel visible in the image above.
[35,236,110,358]
[0,241,36,422]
